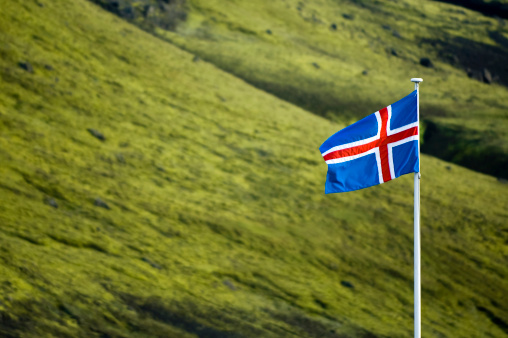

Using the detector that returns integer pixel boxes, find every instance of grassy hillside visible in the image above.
[155,0,508,180]
[0,0,507,337]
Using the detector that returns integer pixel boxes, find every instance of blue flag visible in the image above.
[320,91,419,193]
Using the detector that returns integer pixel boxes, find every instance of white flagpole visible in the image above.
[411,77,423,338]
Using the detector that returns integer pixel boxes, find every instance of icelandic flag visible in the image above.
[320,91,419,193]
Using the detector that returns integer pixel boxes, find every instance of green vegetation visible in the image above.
[155,0,508,179]
[0,0,507,337]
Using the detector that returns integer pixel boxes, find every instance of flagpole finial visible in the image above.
[411,78,423,83]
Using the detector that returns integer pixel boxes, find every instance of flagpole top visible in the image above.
[411,78,423,83]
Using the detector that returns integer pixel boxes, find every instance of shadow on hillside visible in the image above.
[432,0,508,19]
[422,34,508,87]
[248,68,508,179]
[90,0,187,31]
[231,76,385,122]
[422,120,508,179]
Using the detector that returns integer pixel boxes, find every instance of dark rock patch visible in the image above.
[423,36,507,86]
[312,62,320,69]
[391,48,398,56]
[266,29,272,34]
[467,67,498,84]
[420,57,433,68]
[18,61,33,73]
[94,198,110,210]
[141,257,162,270]
[362,69,369,75]
[340,280,354,289]
[115,153,126,164]
[58,304,79,323]
[223,279,237,291]
[467,68,483,82]
[44,197,58,208]
[87,128,105,141]
[483,68,492,84]
[330,23,337,30]
[314,298,328,309]
[155,165,166,172]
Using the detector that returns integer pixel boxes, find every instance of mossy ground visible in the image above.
[160,0,508,179]
[0,0,507,337]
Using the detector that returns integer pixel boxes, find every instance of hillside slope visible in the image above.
[0,0,507,337]
[158,0,508,180]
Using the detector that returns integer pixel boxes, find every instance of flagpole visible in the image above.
[411,77,423,338]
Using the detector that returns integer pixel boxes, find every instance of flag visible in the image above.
[319,91,419,193]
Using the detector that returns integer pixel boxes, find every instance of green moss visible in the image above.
[158,0,508,178]
[0,0,507,337]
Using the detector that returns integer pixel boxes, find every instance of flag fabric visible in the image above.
[320,91,419,194]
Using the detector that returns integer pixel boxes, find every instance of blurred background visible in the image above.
[0,0,507,337]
